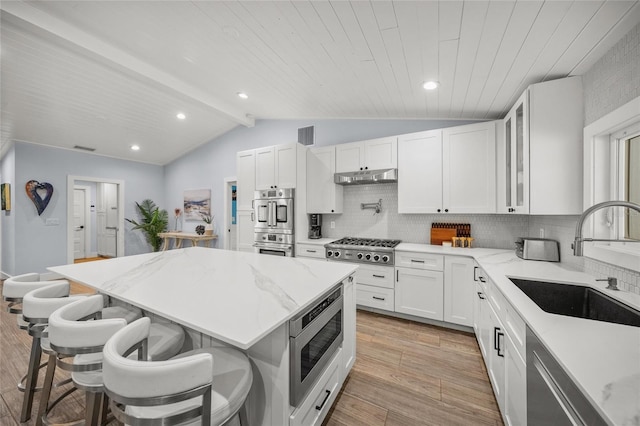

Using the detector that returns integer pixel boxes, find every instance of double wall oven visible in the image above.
[253,188,294,256]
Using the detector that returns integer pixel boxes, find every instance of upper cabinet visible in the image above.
[256,144,298,190]
[398,121,497,214]
[236,149,256,211]
[335,136,397,172]
[307,146,343,214]
[499,77,583,215]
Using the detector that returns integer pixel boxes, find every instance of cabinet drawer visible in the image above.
[488,279,507,323]
[296,244,326,259]
[356,284,394,311]
[396,251,444,271]
[290,348,341,426]
[505,305,526,360]
[356,264,395,289]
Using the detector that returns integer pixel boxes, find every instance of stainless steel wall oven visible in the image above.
[289,284,343,407]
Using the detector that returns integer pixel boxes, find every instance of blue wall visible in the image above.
[1,145,16,275]
[8,142,164,275]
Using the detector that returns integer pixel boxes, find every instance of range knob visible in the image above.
[327,250,333,257]
[357,253,363,260]
[381,255,390,263]
[334,251,341,258]
[373,254,380,262]
[365,253,372,261]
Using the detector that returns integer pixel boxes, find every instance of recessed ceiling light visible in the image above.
[176,113,186,120]
[130,145,140,151]
[237,92,249,99]
[422,81,440,90]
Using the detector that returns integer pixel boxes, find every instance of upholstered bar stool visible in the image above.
[2,273,68,329]
[20,281,88,423]
[103,317,253,426]
[41,295,186,426]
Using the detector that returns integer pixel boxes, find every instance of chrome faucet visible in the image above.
[573,200,640,256]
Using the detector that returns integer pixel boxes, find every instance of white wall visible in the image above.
[1,144,16,278]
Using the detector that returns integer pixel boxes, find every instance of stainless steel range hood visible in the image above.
[334,168,398,185]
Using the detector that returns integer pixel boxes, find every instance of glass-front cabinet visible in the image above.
[500,91,529,214]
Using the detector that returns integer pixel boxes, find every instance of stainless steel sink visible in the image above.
[509,278,640,327]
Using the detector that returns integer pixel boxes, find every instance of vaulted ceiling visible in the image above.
[1,1,638,165]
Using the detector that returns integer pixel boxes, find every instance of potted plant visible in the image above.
[200,213,214,236]
[126,199,168,252]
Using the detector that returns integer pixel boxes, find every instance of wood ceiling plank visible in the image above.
[331,0,374,62]
[450,1,490,119]
[438,1,462,42]
[395,1,427,117]
[461,1,514,119]
[416,2,440,116]
[371,0,398,31]
[438,38,459,118]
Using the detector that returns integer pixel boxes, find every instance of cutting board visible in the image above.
[430,228,457,245]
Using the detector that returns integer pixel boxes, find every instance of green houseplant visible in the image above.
[126,199,168,252]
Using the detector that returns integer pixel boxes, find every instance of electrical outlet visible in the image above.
[330,221,335,229]
[539,228,545,238]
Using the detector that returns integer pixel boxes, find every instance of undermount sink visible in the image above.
[509,278,640,328]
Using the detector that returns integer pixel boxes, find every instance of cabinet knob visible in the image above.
[365,166,368,170]
[444,209,449,213]
[360,167,363,171]
[437,209,441,213]
[508,207,515,212]
[331,209,334,212]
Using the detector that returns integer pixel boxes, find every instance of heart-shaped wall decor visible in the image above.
[25,180,54,216]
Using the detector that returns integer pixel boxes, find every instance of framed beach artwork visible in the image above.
[1,183,10,211]
[184,189,211,221]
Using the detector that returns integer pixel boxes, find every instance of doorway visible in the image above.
[66,176,125,264]
[223,177,237,250]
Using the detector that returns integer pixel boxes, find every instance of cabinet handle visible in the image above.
[410,259,425,263]
[315,389,331,410]
[372,274,385,278]
[477,291,485,300]
[396,270,399,282]
[373,296,386,301]
[306,249,317,253]
[479,276,486,283]
[473,266,479,281]
[348,276,353,282]
[508,208,515,213]
[497,331,505,357]
[494,327,500,351]
[250,212,254,222]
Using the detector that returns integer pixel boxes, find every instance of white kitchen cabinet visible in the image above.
[444,256,475,327]
[236,210,255,253]
[488,301,506,413]
[335,136,397,172]
[295,243,326,259]
[255,143,298,190]
[398,130,443,213]
[498,76,583,214]
[342,275,356,379]
[356,284,395,311]
[395,267,444,321]
[398,121,496,214]
[236,149,256,211]
[505,332,527,426]
[307,146,343,214]
[474,280,491,363]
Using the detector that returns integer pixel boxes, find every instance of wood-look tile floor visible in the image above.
[1,278,501,426]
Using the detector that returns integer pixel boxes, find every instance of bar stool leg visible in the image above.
[35,353,56,426]
[85,391,102,426]
[20,336,42,422]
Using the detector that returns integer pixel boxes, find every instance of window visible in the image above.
[625,135,640,240]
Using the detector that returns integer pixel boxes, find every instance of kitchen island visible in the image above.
[50,247,357,426]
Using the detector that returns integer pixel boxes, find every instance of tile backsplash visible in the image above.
[321,183,640,294]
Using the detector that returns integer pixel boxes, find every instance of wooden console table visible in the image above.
[158,232,218,251]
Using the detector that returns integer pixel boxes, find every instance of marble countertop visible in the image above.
[396,243,640,425]
[49,247,357,350]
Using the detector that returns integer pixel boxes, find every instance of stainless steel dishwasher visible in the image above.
[526,326,608,425]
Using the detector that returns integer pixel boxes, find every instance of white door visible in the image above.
[73,188,87,260]
[97,183,118,258]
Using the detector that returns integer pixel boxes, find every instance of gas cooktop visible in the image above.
[324,237,401,265]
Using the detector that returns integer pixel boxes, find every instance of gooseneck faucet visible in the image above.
[573,200,640,256]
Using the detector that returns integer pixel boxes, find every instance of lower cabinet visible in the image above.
[395,267,444,321]
[505,332,527,426]
[488,302,506,413]
[444,256,475,326]
[237,210,255,252]
[355,264,395,310]
[342,276,356,379]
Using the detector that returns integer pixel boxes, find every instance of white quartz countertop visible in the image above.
[394,243,639,424]
[49,247,357,350]
[476,252,640,426]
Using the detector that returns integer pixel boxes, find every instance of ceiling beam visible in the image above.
[1,1,255,127]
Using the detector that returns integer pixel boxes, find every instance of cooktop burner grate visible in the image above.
[328,237,402,248]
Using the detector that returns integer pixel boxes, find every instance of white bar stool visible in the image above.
[21,281,88,423]
[103,317,253,426]
[3,273,68,329]
[42,295,186,426]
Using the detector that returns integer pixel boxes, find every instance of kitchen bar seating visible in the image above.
[40,294,186,426]
[3,272,68,329]
[103,317,253,426]
[20,281,88,423]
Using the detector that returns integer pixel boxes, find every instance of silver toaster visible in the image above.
[515,238,560,262]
